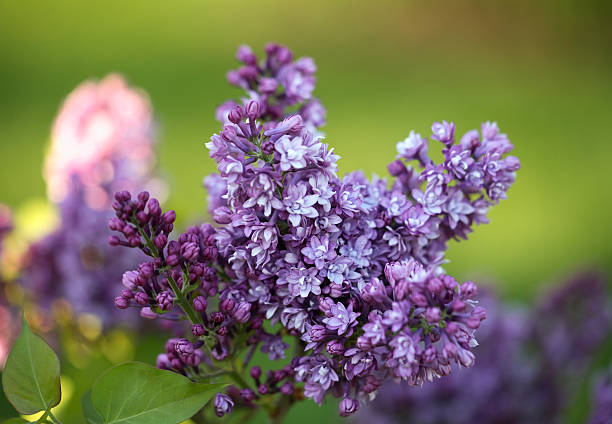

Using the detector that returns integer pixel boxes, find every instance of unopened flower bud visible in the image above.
[220,298,236,313]
[280,382,294,395]
[214,393,234,418]
[228,105,243,124]
[245,100,260,121]
[250,366,261,380]
[233,302,251,323]
[425,307,442,323]
[192,324,206,336]
[115,296,129,309]
[240,388,255,401]
[326,339,345,355]
[193,296,207,312]
[339,397,360,417]
[156,291,174,311]
[134,292,149,306]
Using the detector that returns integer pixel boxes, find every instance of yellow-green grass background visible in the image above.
[1,1,611,422]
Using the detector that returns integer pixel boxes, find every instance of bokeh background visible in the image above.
[0,0,611,422]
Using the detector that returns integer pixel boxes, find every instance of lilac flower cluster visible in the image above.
[0,204,11,259]
[218,44,325,131]
[21,189,146,324]
[532,271,612,373]
[110,44,519,419]
[204,44,517,411]
[19,76,161,327]
[45,74,160,210]
[590,371,612,424]
[355,292,558,424]
[356,272,612,424]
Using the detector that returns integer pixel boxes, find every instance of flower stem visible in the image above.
[167,275,202,324]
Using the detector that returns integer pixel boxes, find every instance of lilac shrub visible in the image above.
[533,271,612,373]
[45,74,159,210]
[0,204,17,366]
[109,44,519,419]
[20,75,162,326]
[591,371,612,424]
[355,272,612,424]
[0,204,11,259]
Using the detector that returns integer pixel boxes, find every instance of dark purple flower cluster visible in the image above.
[0,204,11,259]
[355,272,612,424]
[533,271,612,373]
[110,44,519,418]
[20,189,146,325]
[108,190,311,420]
[590,371,612,424]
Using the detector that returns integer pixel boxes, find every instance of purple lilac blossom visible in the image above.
[355,291,561,424]
[532,271,612,373]
[109,44,520,418]
[21,189,146,325]
[590,371,612,424]
[357,273,612,424]
[0,205,11,259]
[19,76,161,327]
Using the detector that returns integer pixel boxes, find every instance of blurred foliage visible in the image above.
[0,0,611,422]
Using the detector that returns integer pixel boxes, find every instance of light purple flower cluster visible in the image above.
[355,292,559,424]
[110,44,519,418]
[219,44,325,131]
[204,44,517,412]
[356,272,612,424]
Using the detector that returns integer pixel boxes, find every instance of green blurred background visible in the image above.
[1,0,611,422]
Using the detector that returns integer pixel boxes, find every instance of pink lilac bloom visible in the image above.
[0,204,17,367]
[20,76,162,326]
[108,44,520,418]
[45,74,160,210]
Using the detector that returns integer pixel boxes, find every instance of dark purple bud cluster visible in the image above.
[108,191,225,326]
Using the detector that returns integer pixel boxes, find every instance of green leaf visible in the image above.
[1,317,61,415]
[1,418,29,424]
[91,362,224,424]
[82,390,104,424]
